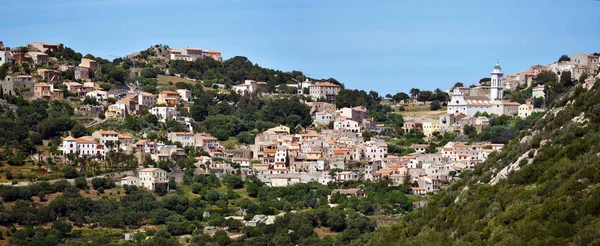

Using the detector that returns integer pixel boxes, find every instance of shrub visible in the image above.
[74,177,88,189]
[63,166,79,179]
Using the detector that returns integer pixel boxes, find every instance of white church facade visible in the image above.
[447,62,520,117]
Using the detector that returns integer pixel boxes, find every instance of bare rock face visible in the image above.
[571,112,588,124]
[520,135,532,145]
[583,74,599,90]
[489,150,532,185]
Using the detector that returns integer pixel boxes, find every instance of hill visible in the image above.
[357,76,600,245]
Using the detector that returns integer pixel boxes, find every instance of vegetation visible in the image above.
[357,81,600,245]
[168,56,315,91]
[0,169,416,245]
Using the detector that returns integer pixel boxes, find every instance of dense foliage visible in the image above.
[0,168,418,245]
[190,87,312,140]
[0,96,75,155]
[169,56,318,91]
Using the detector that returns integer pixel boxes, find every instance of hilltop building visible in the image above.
[447,62,520,116]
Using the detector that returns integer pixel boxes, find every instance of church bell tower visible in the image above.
[490,62,504,100]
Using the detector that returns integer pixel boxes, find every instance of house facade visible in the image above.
[309,82,341,101]
[139,168,168,190]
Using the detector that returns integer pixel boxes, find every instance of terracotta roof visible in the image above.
[312,82,340,87]
[466,102,492,106]
[502,101,521,106]
[118,133,133,139]
[198,135,217,140]
[159,90,179,95]
[171,132,193,135]
[464,96,491,101]
[76,138,96,143]
[333,149,345,155]
[64,136,75,141]
[35,82,50,87]
[99,130,118,135]
[140,168,162,172]
[28,51,48,56]
[64,82,82,86]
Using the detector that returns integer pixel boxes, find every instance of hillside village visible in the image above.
[0,38,599,245]
[0,40,598,195]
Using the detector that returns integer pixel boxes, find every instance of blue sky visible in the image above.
[1,0,599,94]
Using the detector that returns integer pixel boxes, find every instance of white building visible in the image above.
[270,175,301,187]
[339,106,369,123]
[195,133,220,151]
[532,85,545,99]
[518,103,534,118]
[86,90,109,102]
[139,168,168,190]
[0,50,12,66]
[91,130,119,150]
[416,176,440,194]
[138,92,157,107]
[314,111,335,126]
[490,62,504,100]
[297,79,313,96]
[169,53,193,61]
[334,119,361,134]
[447,88,492,116]
[61,136,102,157]
[168,132,195,147]
[447,62,520,116]
[232,80,258,95]
[363,140,387,161]
[309,82,341,101]
[150,106,180,122]
[121,176,139,186]
[177,89,192,102]
[275,147,287,163]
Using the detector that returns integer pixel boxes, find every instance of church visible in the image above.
[447,62,520,116]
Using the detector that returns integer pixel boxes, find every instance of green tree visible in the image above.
[213,230,231,246]
[463,124,477,139]
[392,92,410,103]
[74,177,88,189]
[417,90,433,101]
[409,88,420,98]
[479,77,491,85]
[71,123,87,138]
[430,100,441,110]
[83,96,98,105]
[223,174,244,189]
[560,71,573,87]
[533,97,544,108]
[52,219,73,237]
[557,54,570,62]
[534,70,557,85]
[63,166,79,179]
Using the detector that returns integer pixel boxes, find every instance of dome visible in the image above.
[494,62,501,70]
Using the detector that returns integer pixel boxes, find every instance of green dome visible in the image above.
[494,62,501,70]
